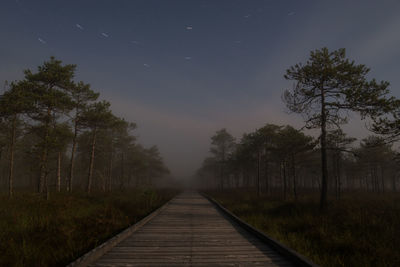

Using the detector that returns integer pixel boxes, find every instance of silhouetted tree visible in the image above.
[81,101,115,194]
[283,47,392,210]
[23,57,75,197]
[210,129,235,190]
[0,82,31,197]
[326,129,356,199]
[67,81,99,192]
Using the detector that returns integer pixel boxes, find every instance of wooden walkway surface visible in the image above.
[89,191,294,266]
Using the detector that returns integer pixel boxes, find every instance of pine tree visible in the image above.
[283,47,392,210]
[23,57,75,196]
[66,81,99,192]
[81,101,115,194]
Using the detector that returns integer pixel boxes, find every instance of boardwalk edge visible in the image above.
[67,197,174,267]
[202,192,319,267]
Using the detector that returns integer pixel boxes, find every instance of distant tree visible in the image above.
[240,132,263,196]
[198,157,220,189]
[109,118,136,191]
[67,81,99,192]
[126,144,148,187]
[210,129,235,190]
[326,129,356,199]
[81,101,115,194]
[277,126,315,200]
[143,145,169,186]
[257,124,282,194]
[0,82,30,197]
[355,136,396,193]
[283,47,393,210]
[51,123,73,192]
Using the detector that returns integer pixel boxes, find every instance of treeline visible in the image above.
[197,47,400,209]
[0,57,169,198]
[197,126,398,197]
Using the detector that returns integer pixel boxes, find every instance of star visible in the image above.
[38,38,46,44]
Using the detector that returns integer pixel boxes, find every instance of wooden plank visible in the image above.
[88,191,294,266]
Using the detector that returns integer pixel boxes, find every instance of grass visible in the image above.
[208,190,400,267]
[0,188,177,267]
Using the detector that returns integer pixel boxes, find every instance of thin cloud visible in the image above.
[288,12,295,16]
[101,32,109,38]
[186,26,193,30]
[76,24,84,30]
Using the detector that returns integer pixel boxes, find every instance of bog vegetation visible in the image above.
[210,190,400,267]
[0,189,176,266]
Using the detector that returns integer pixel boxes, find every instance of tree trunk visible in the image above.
[257,150,261,196]
[282,161,287,200]
[57,151,61,192]
[120,152,125,190]
[292,153,297,200]
[102,167,107,192]
[380,165,385,193]
[108,141,114,192]
[87,127,97,194]
[45,171,50,200]
[8,114,17,198]
[220,162,224,191]
[235,175,238,188]
[336,154,341,199]
[333,153,340,199]
[68,121,78,192]
[39,144,48,194]
[319,87,328,211]
[39,108,52,195]
[264,155,269,195]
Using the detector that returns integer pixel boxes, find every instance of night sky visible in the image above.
[1,0,400,179]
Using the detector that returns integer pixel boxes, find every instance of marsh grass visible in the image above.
[0,188,177,267]
[209,190,400,267]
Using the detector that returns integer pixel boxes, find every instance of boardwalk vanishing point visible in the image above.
[71,191,316,266]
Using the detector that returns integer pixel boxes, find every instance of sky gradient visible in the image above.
[1,0,400,179]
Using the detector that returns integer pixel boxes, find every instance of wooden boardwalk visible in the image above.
[89,191,294,266]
